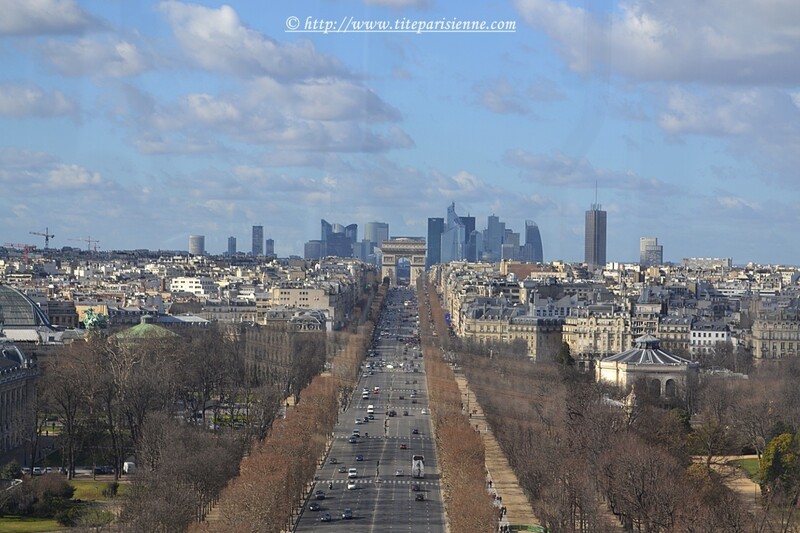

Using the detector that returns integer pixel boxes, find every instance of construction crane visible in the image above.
[3,243,37,265]
[69,237,100,252]
[30,228,55,249]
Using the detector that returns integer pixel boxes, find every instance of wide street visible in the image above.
[295,286,446,532]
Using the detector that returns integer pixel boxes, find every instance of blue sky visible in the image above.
[1,0,799,264]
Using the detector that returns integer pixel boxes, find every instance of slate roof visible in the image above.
[602,334,698,366]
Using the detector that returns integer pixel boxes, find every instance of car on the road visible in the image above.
[315,490,326,500]
[338,466,347,473]
[395,469,404,476]
[355,454,364,461]
[367,414,375,420]
[309,502,321,511]
[421,409,429,415]
[348,468,358,478]
[415,493,426,501]
[348,437,357,443]
[399,395,405,400]
[412,428,419,434]
[412,399,417,404]
[399,443,407,450]
[320,512,332,522]
[355,418,362,424]
[388,410,397,417]
[342,508,354,519]
[347,481,357,490]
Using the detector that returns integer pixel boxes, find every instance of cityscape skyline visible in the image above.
[2,1,799,264]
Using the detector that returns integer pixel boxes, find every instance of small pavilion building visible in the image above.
[596,334,699,398]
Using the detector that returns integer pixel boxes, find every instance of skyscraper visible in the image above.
[585,204,607,269]
[364,222,389,247]
[188,235,205,256]
[524,220,544,263]
[321,219,333,242]
[320,219,356,257]
[227,236,236,256]
[252,225,264,256]
[484,215,505,261]
[640,237,663,267]
[265,238,274,257]
[440,202,465,263]
[427,218,444,268]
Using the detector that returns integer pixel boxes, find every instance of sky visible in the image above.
[1,0,799,265]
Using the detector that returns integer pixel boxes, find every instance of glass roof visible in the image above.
[0,285,51,327]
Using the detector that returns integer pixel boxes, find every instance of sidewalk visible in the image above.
[454,373,540,530]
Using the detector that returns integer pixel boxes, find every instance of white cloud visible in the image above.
[717,196,761,211]
[504,148,680,194]
[658,87,800,183]
[158,1,348,80]
[514,0,800,84]
[0,83,77,118]
[477,79,530,115]
[125,80,411,154]
[0,0,100,36]
[0,148,105,192]
[47,164,103,187]
[248,78,401,122]
[39,37,150,77]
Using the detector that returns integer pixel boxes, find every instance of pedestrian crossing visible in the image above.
[325,478,438,487]
[337,434,426,440]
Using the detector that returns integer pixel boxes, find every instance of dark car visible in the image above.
[315,490,326,500]
[415,493,425,501]
[400,443,407,450]
[412,428,419,434]
[355,454,364,461]
[309,502,321,511]
[321,512,332,522]
[329,457,338,464]
[338,466,347,473]
[342,508,353,519]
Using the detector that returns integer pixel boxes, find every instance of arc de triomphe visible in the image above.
[380,238,426,286]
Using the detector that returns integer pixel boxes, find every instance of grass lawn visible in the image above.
[70,480,129,501]
[732,457,760,480]
[0,516,65,532]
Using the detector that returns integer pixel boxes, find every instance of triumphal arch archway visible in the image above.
[380,238,426,286]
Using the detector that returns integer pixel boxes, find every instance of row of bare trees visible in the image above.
[418,281,499,532]
[189,285,388,532]
[422,280,773,532]
[190,374,341,533]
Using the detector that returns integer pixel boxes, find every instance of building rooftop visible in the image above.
[602,334,698,366]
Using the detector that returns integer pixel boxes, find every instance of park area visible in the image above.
[0,476,127,531]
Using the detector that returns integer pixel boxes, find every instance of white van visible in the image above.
[367,404,374,415]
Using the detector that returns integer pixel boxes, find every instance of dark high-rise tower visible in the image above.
[227,236,237,256]
[524,220,543,262]
[265,238,274,257]
[585,204,607,269]
[426,217,444,268]
[252,225,264,256]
